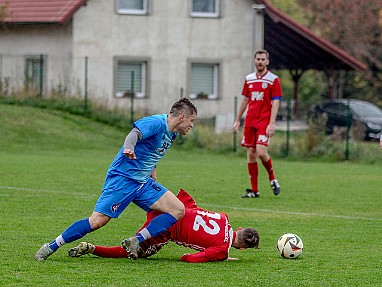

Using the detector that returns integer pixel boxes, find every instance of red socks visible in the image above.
[261,158,275,181]
[248,162,259,192]
[93,246,129,258]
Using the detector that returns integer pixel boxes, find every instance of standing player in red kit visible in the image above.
[233,49,282,198]
[68,189,260,263]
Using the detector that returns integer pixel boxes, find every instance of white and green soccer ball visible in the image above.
[276,233,304,259]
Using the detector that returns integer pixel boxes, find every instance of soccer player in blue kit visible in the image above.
[35,97,197,261]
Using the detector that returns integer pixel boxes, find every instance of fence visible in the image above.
[1,53,381,162]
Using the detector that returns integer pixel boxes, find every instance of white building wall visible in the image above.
[0,0,257,123]
[71,0,255,118]
[0,24,74,95]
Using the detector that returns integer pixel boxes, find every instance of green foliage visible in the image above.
[270,0,382,106]
[268,0,309,26]
[0,114,381,286]
[277,70,327,102]
[0,2,8,22]
[0,95,134,132]
[1,99,380,163]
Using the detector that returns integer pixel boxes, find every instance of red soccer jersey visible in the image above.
[241,70,282,127]
[171,207,233,263]
[139,189,234,263]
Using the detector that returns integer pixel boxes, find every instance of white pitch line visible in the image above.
[1,185,380,221]
[200,203,382,221]
[0,185,96,199]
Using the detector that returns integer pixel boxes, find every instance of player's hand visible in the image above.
[226,257,239,261]
[123,149,136,159]
[233,121,240,133]
[266,122,275,138]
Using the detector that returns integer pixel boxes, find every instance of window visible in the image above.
[25,55,45,92]
[115,59,147,98]
[116,0,148,15]
[189,63,219,100]
[191,0,220,18]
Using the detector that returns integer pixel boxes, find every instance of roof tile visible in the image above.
[0,0,87,24]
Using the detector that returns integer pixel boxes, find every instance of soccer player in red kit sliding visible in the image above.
[233,49,282,198]
[68,189,260,263]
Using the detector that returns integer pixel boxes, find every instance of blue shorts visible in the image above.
[94,175,168,218]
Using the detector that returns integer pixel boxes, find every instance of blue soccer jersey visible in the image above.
[107,114,177,183]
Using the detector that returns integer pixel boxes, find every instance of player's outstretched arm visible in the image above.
[123,128,143,159]
[180,246,228,263]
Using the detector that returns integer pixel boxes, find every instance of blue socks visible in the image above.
[48,218,92,251]
[48,214,178,249]
[136,213,177,243]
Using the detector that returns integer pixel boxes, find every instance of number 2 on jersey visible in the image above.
[193,210,221,235]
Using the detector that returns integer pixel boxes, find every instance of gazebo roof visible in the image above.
[257,0,367,71]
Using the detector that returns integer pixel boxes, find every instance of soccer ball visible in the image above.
[276,233,303,259]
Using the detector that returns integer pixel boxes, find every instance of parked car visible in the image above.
[313,99,382,140]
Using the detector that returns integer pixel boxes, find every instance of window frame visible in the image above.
[114,57,149,99]
[190,0,220,18]
[188,61,220,100]
[24,54,46,92]
[116,0,149,15]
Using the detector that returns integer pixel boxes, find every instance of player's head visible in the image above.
[254,49,269,60]
[169,97,197,135]
[235,227,260,249]
[170,97,197,117]
[253,49,270,72]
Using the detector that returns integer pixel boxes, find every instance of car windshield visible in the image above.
[350,102,382,117]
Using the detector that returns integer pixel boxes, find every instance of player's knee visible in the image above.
[259,152,270,161]
[89,213,110,230]
[248,153,257,162]
[172,204,185,220]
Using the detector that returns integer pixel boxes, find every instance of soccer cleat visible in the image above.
[34,243,54,261]
[121,237,141,260]
[241,189,260,198]
[68,242,95,258]
[270,179,281,195]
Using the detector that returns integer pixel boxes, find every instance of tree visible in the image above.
[0,2,8,22]
[297,0,382,102]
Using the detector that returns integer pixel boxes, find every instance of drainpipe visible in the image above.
[252,4,265,56]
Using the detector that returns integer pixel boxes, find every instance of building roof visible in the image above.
[0,0,366,72]
[0,0,87,25]
[257,0,367,71]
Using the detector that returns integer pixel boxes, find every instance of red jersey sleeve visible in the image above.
[180,246,229,263]
[177,188,197,209]
[271,77,283,100]
[241,79,250,98]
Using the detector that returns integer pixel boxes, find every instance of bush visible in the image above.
[1,94,380,163]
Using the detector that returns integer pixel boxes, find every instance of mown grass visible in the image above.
[0,104,381,287]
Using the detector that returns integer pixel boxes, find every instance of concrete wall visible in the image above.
[0,24,74,95]
[71,0,255,118]
[0,0,258,124]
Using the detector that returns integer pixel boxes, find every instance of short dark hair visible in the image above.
[239,228,260,249]
[170,97,197,117]
[254,49,269,59]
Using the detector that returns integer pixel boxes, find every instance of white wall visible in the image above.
[71,0,255,118]
[0,24,74,95]
[0,0,257,123]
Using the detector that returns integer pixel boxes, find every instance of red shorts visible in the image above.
[241,125,270,147]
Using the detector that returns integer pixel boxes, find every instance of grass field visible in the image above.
[1,105,381,287]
